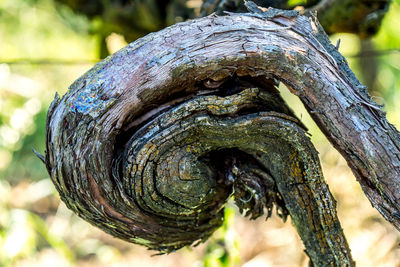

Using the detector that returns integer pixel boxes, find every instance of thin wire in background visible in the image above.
[0,49,399,65]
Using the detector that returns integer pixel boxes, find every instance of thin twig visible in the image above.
[0,58,100,65]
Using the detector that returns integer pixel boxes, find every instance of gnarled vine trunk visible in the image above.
[44,7,399,267]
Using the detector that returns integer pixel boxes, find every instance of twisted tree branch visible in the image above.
[45,7,400,266]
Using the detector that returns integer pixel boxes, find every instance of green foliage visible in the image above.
[0,0,95,60]
[372,2,400,114]
[287,0,307,7]
[0,0,97,181]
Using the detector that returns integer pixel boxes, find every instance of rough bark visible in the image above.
[45,7,400,266]
[201,0,391,37]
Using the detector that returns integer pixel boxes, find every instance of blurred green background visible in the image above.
[0,0,400,266]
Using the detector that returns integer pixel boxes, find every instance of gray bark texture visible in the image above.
[45,6,399,267]
[201,0,391,38]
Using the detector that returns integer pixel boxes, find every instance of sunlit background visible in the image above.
[1,0,400,266]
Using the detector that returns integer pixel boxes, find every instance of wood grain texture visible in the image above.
[45,8,399,266]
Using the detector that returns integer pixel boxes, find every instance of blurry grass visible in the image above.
[0,208,75,266]
[0,0,400,266]
[203,206,241,267]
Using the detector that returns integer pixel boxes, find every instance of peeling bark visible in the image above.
[45,8,400,266]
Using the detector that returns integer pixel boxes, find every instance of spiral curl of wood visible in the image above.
[45,8,358,266]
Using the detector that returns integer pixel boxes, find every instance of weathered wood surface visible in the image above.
[201,0,391,37]
[45,7,400,266]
